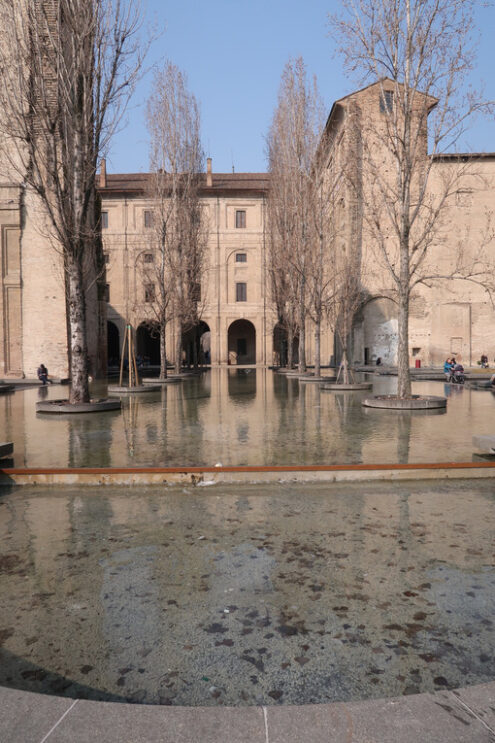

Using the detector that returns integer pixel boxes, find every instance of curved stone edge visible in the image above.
[36,399,121,414]
[0,681,493,742]
[323,383,373,391]
[141,378,182,385]
[107,385,161,395]
[362,395,447,409]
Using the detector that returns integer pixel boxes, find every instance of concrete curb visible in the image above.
[1,681,493,742]
[1,462,495,486]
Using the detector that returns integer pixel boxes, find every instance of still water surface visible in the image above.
[1,369,494,467]
[0,481,494,706]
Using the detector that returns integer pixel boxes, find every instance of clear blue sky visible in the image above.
[107,0,495,175]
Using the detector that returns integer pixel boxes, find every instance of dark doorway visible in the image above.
[228,319,256,364]
[137,323,160,365]
[107,321,120,367]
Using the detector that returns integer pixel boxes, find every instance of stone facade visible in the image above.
[1,80,494,377]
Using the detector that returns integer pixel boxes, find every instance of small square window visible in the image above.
[380,90,394,113]
[143,253,154,263]
[456,190,473,207]
[236,282,247,302]
[235,210,246,229]
[101,211,108,229]
[236,253,247,263]
[145,284,155,303]
[144,210,154,229]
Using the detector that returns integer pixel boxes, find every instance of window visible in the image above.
[144,210,154,229]
[143,252,154,263]
[144,284,155,303]
[104,284,110,302]
[235,210,246,228]
[103,252,110,264]
[236,282,247,302]
[456,190,473,207]
[101,211,108,229]
[380,90,394,113]
[191,282,201,302]
[235,253,247,263]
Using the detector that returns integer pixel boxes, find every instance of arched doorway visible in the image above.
[137,322,160,365]
[107,321,120,367]
[182,321,211,367]
[273,322,299,367]
[352,297,398,365]
[228,319,256,365]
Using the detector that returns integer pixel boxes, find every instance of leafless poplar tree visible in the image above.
[0,0,145,403]
[330,0,494,398]
[146,62,208,375]
[267,57,325,374]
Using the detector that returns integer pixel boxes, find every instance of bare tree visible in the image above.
[267,58,324,374]
[0,0,145,403]
[329,0,494,398]
[146,62,208,375]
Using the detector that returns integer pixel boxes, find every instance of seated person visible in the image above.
[480,354,489,368]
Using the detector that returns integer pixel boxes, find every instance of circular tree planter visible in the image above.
[141,377,182,385]
[107,385,161,396]
[299,376,328,383]
[362,394,447,410]
[324,382,373,391]
[36,398,121,414]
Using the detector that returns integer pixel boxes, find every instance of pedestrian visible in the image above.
[37,363,53,385]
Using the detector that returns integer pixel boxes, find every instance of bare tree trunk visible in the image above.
[174,319,182,374]
[397,283,411,398]
[67,254,89,404]
[159,324,167,379]
[287,332,294,369]
[298,280,306,373]
[314,318,321,378]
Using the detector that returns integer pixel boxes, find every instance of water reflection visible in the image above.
[0,481,494,706]
[0,369,494,467]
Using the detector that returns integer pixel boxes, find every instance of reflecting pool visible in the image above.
[1,480,494,706]
[1,369,494,467]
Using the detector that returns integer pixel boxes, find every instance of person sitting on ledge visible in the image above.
[480,354,489,368]
[37,363,53,385]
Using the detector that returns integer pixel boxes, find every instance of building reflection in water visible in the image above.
[0,369,490,467]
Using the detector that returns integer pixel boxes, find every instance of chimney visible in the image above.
[99,158,107,188]
[206,157,212,187]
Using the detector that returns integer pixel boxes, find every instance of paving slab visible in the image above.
[0,686,75,743]
[452,682,495,732]
[46,701,267,743]
[265,690,495,743]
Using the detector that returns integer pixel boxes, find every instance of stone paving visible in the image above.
[1,682,495,742]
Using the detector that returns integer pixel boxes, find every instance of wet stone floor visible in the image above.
[0,479,494,706]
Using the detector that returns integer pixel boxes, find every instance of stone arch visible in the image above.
[182,320,211,367]
[228,319,256,365]
[107,321,120,367]
[136,321,160,365]
[352,297,398,365]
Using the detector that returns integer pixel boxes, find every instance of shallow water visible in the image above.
[1,369,495,467]
[0,481,494,706]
